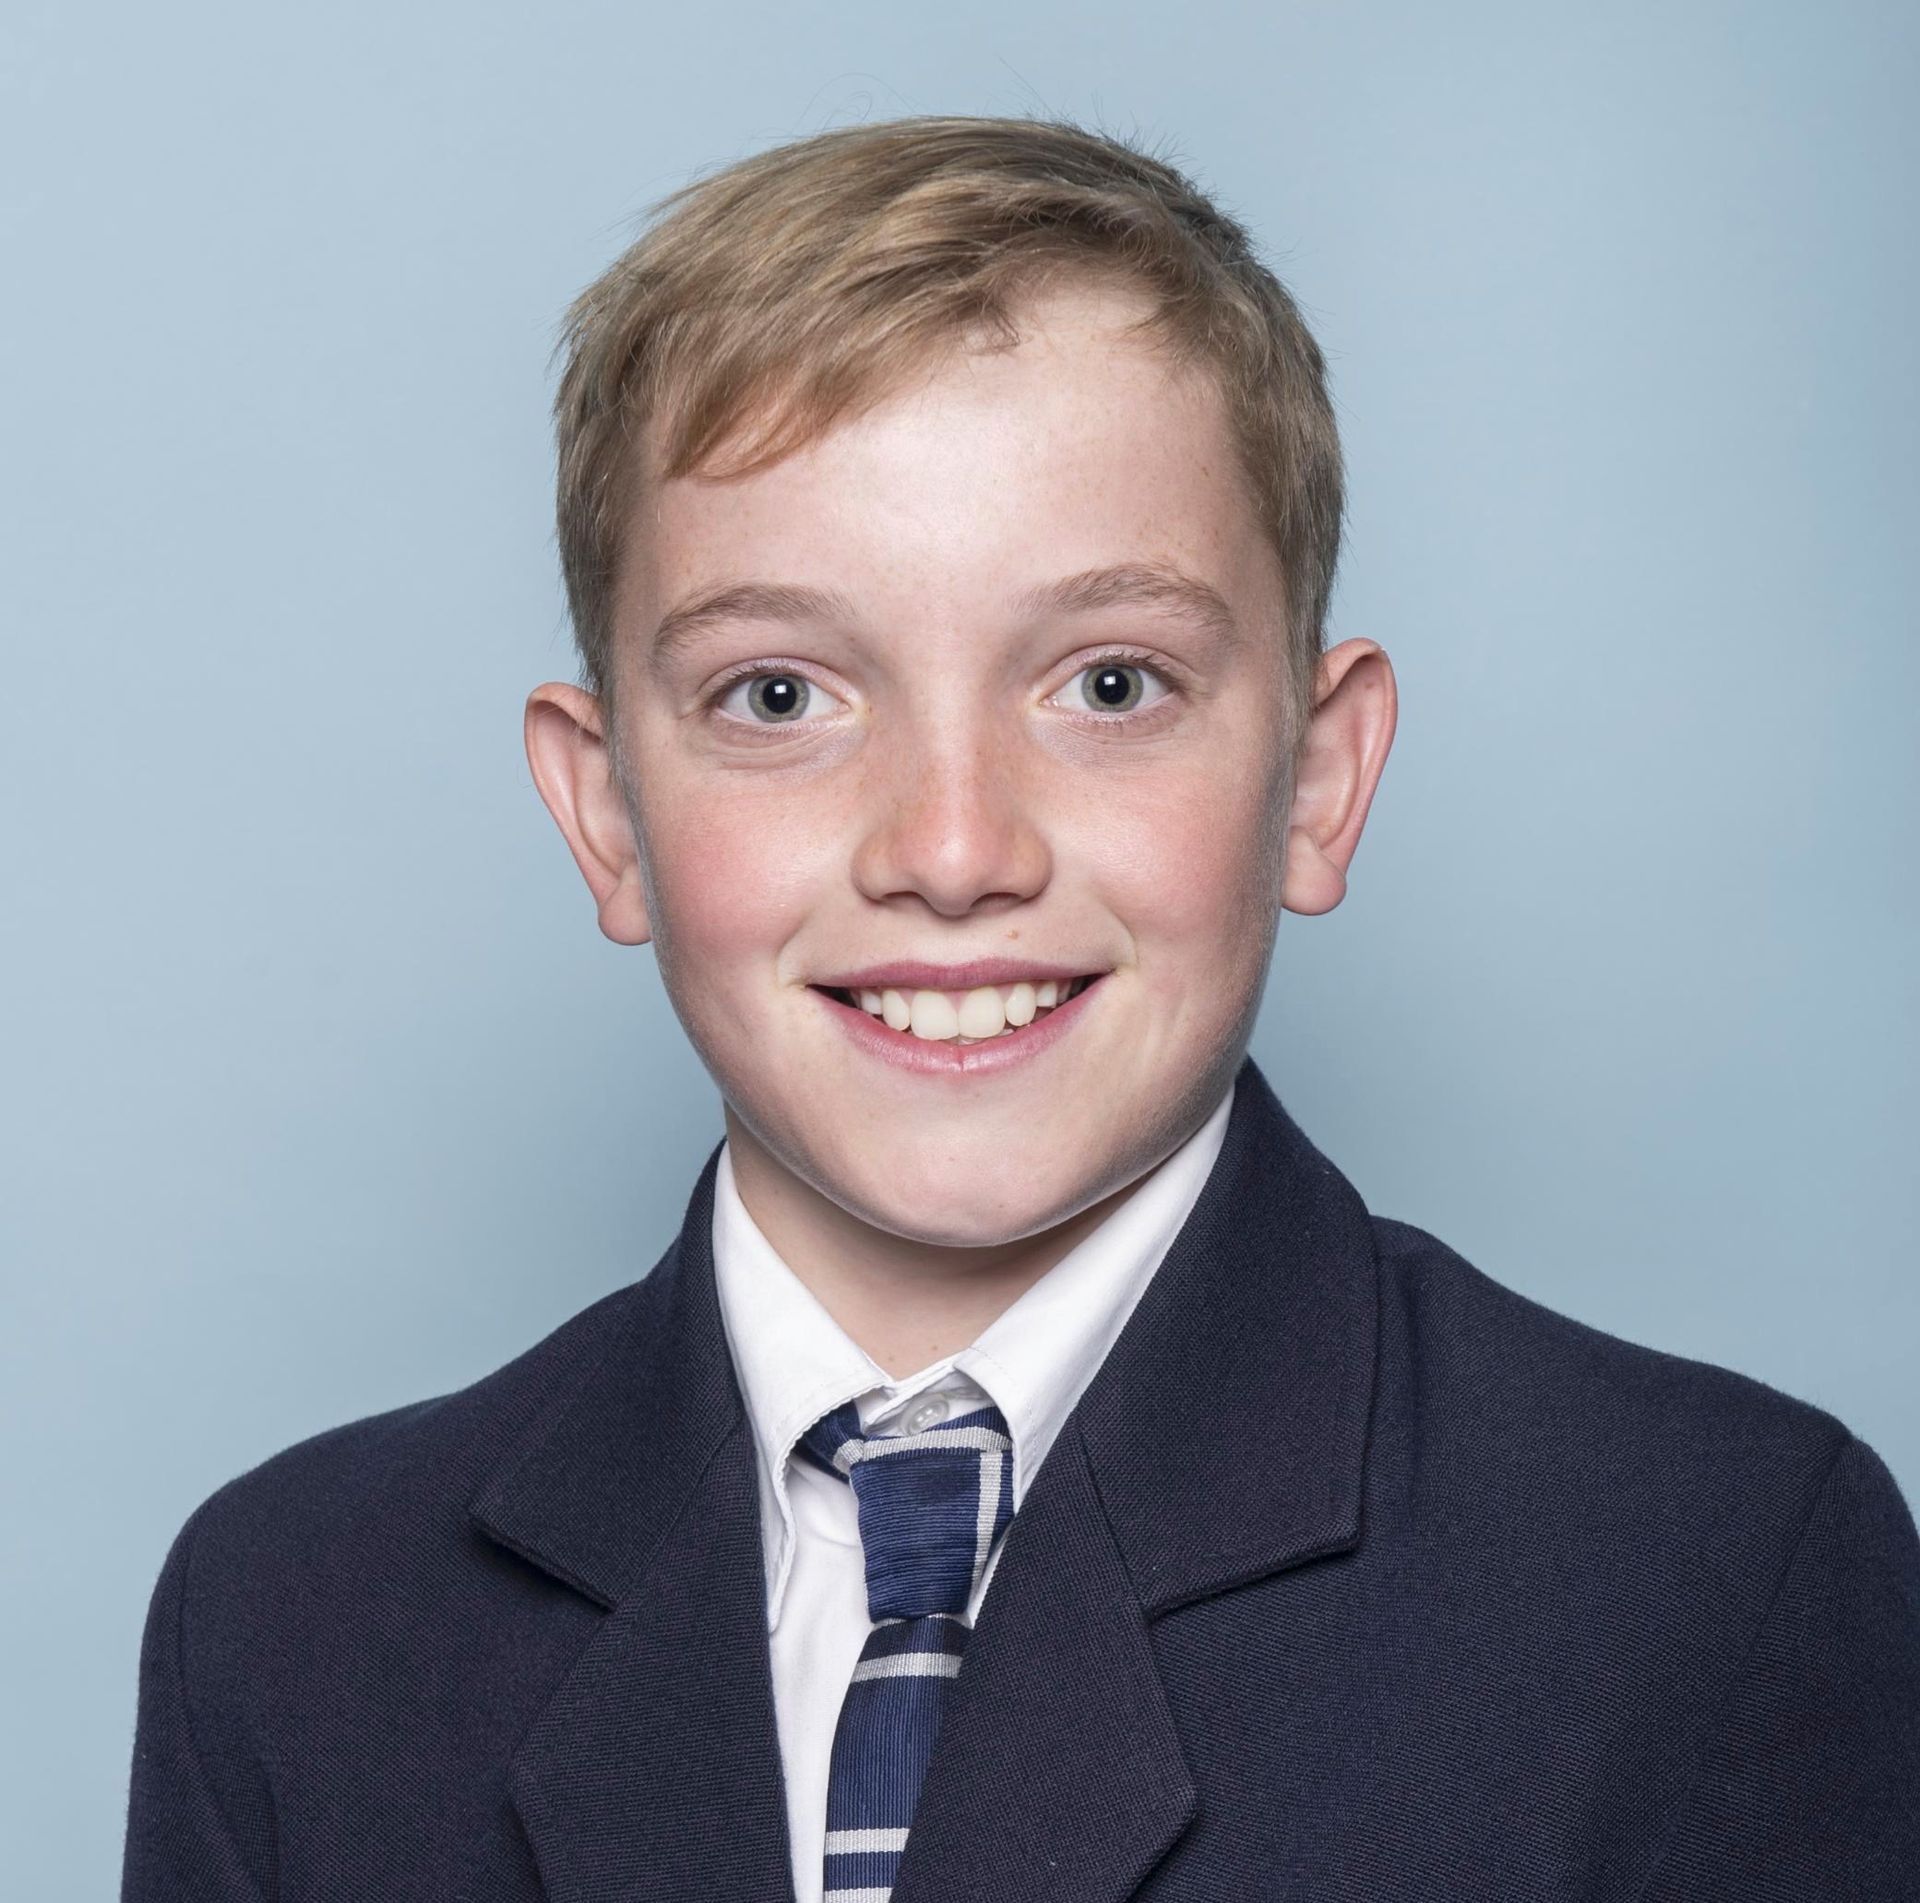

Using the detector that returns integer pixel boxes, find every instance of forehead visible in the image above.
[618,280,1281,650]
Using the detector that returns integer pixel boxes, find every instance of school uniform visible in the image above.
[710,1083,1234,1902]
[120,1055,1920,1900]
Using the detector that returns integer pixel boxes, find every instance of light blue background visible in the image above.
[4,1,1915,1886]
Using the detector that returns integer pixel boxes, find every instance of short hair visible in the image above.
[554,115,1343,749]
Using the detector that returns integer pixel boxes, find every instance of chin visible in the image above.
[833,1170,1088,1249]
[813,1120,1134,1248]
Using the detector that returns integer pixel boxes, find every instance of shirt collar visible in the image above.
[711,1083,1236,1622]
[954,1084,1234,1505]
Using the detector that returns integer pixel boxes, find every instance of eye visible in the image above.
[1053,658,1173,717]
[714,669,844,726]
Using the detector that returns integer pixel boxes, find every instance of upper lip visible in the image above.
[810,958,1104,991]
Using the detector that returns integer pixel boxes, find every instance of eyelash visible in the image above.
[704,647,1179,728]
[1061,647,1178,719]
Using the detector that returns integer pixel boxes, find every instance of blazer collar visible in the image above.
[883,1056,1382,1902]
[468,1053,1381,1903]
[1076,1051,1381,1614]
[470,1149,799,1902]
[468,1142,742,1614]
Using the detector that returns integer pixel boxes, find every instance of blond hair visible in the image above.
[554,115,1343,742]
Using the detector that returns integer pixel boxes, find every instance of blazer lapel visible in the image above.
[467,1054,1381,1903]
[468,1148,797,1903]
[892,1054,1382,1903]
[889,1417,1198,1903]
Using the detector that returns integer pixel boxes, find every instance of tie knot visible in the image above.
[798,1398,1015,1619]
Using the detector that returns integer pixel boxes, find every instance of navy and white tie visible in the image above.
[797,1395,1015,1903]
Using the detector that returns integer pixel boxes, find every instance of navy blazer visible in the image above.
[122,1057,1920,1899]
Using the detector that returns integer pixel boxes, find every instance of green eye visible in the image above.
[1081,663,1144,712]
[716,670,839,725]
[747,674,808,721]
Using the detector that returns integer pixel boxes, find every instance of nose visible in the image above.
[849,716,1052,919]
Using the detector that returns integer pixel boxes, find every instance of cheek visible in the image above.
[635,770,840,975]
[1073,753,1287,978]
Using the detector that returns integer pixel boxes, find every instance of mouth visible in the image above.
[807,973,1104,1048]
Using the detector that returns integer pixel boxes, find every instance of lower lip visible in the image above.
[809,977,1107,1078]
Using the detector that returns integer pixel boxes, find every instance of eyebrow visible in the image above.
[647,560,1238,664]
[1011,562,1239,645]
[650,580,863,667]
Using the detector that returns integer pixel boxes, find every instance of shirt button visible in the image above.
[903,1395,950,1433]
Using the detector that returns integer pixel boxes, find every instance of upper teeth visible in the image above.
[852,978,1085,1042]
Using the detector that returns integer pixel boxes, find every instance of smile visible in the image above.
[815,976,1096,1045]
[805,968,1109,1076]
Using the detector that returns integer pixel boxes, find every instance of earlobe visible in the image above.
[523,683,654,946]
[1281,828,1349,917]
[1279,639,1398,918]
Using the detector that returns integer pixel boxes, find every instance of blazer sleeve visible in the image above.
[120,1501,275,1901]
[1639,1432,1920,1901]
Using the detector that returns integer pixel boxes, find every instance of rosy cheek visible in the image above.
[643,779,835,969]
[1086,773,1267,927]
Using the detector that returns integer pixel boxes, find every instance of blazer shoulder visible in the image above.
[1367,1215,1920,1893]
[1366,1212,1862,1525]
[154,1272,659,1621]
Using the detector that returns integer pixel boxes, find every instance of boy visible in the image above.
[122,116,1919,1901]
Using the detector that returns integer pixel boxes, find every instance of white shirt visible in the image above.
[709,1085,1234,1903]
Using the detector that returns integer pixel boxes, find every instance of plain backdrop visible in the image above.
[4,0,1916,1888]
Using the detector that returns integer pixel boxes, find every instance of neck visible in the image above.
[721,1107,1156,1378]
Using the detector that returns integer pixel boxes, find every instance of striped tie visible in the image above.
[797,1396,1015,1903]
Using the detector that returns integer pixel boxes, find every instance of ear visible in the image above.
[523,682,653,945]
[1280,639,1398,916]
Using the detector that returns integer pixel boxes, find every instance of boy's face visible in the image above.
[530,278,1392,1246]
